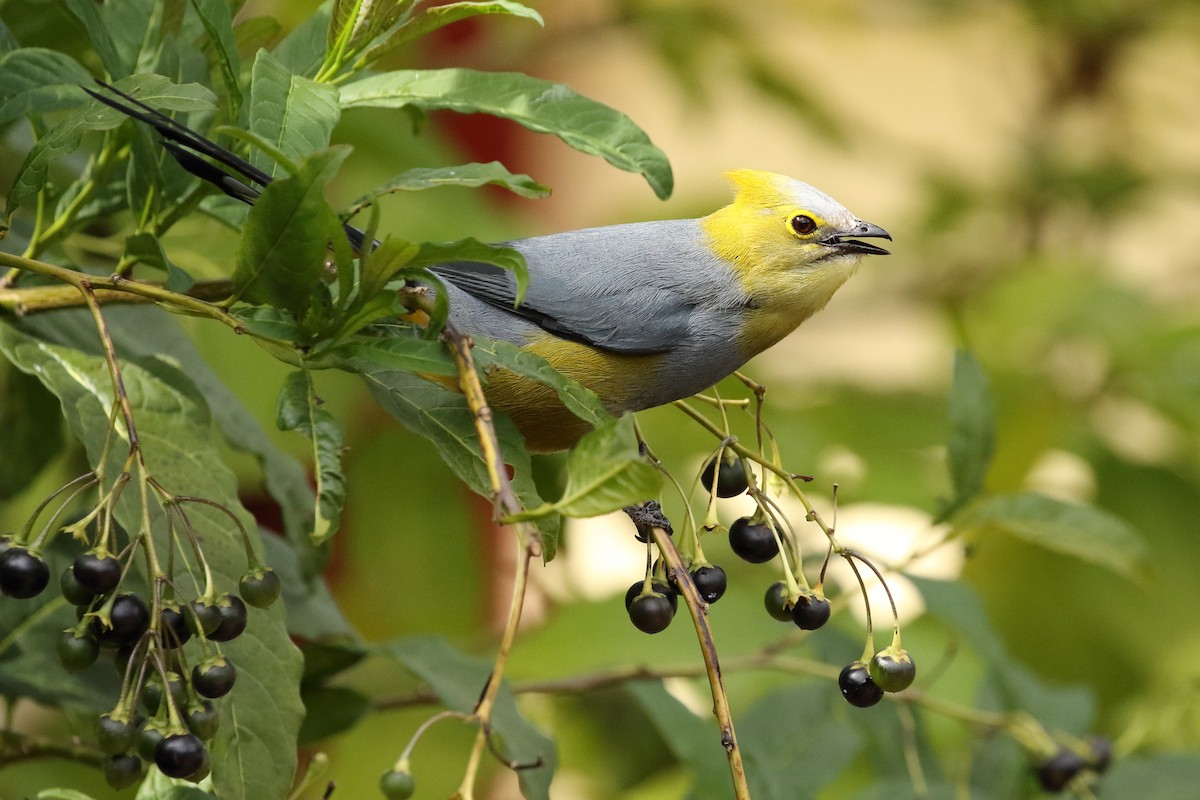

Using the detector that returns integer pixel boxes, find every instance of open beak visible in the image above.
[824,220,891,256]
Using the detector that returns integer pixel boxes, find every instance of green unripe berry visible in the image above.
[380,767,416,799]
[869,647,916,693]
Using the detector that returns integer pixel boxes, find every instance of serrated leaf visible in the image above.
[0,321,304,800]
[344,162,549,217]
[510,415,660,520]
[189,0,241,110]
[339,68,673,199]
[276,370,346,545]
[232,147,349,317]
[954,492,1146,580]
[249,50,341,175]
[938,349,995,521]
[359,1,543,65]
[472,338,611,428]
[381,636,556,800]
[326,336,458,376]
[0,366,65,499]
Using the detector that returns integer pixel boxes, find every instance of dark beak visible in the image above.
[824,220,891,256]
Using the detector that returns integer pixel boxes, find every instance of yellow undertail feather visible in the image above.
[483,335,662,452]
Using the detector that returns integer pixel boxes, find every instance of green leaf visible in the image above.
[339,68,673,199]
[938,349,995,521]
[625,681,733,800]
[472,338,612,429]
[298,685,371,745]
[345,162,549,217]
[276,370,347,545]
[189,0,242,111]
[954,492,1146,580]
[0,48,91,124]
[0,321,304,800]
[62,0,128,77]
[351,362,561,558]
[249,50,341,175]
[272,5,332,77]
[18,306,320,566]
[38,791,102,800]
[326,336,458,377]
[134,768,218,800]
[5,111,89,219]
[84,75,218,128]
[1099,754,1200,800]
[511,415,660,521]
[739,684,859,799]
[232,147,350,317]
[359,2,543,65]
[359,236,420,300]
[381,637,557,800]
[261,532,358,642]
[0,366,65,499]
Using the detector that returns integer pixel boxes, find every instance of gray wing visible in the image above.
[430,219,728,355]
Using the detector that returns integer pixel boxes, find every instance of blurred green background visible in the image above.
[3,0,1200,797]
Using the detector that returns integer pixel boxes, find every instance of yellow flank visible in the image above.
[702,170,862,358]
[483,334,662,452]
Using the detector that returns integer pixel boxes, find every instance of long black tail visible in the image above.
[84,81,367,252]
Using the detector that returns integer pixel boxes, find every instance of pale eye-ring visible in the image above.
[790,214,817,236]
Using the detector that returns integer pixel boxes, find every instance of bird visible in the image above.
[85,85,891,452]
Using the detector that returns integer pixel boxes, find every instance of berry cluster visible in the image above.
[625,450,917,710]
[1036,738,1113,793]
[0,472,281,788]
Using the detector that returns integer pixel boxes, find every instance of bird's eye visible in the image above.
[790,215,817,236]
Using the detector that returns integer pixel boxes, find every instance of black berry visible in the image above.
[728,517,779,563]
[155,732,207,779]
[790,593,831,631]
[73,551,122,594]
[763,581,793,621]
[1037,747,1086,793]
[701,454,749,498]
[103,753,144,789]
[839,662,884,708]
[239,567,282,609]
[628,593,675,634]
[1087,736,1113,773]
[159,603,192,649]
[0,546,49,598]
[57,629,100,672]
[140,672,186,715]
[625,580,677,614]
[208,594,248,642]
[869,648,916,693]
[98,593,150,647]
[690,565,727,603]
[192,656,237,698]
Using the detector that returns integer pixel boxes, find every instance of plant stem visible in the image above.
[650,526,752,800]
